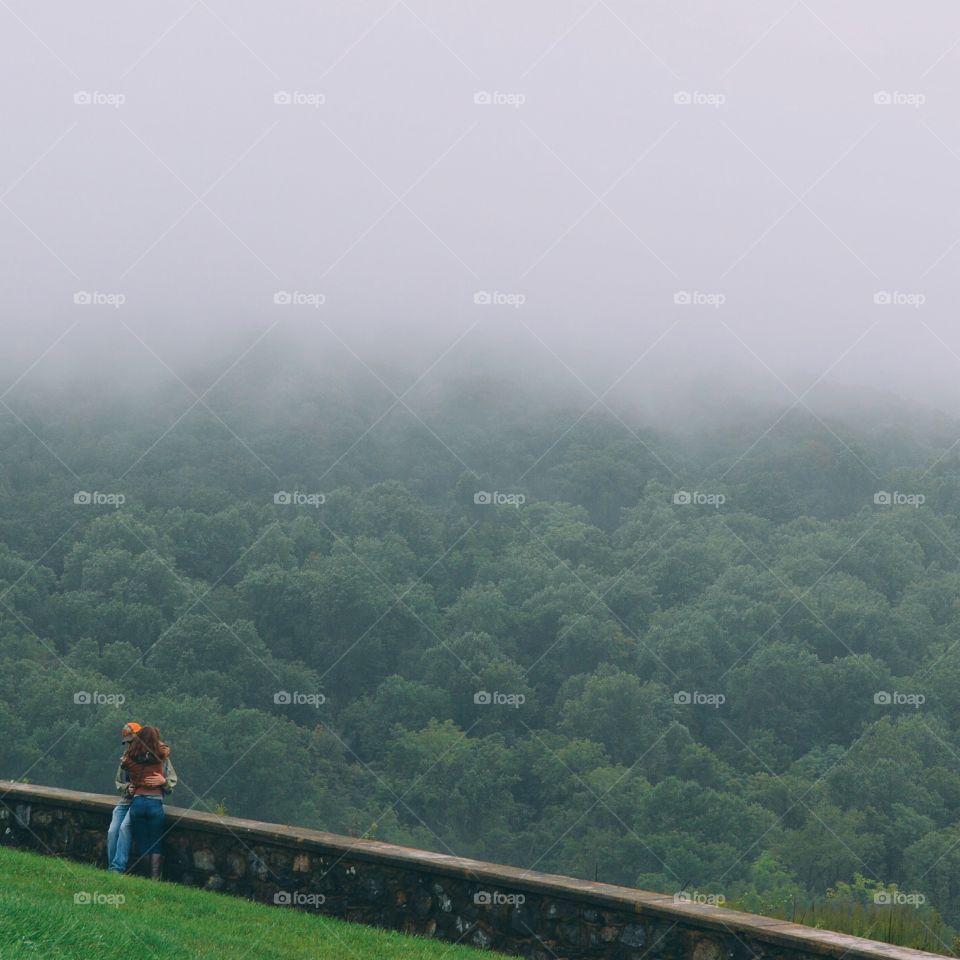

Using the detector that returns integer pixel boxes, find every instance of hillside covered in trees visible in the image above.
[4,361,960,939]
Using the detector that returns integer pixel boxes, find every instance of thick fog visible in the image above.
[2,2,960,413]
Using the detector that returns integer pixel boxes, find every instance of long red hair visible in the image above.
[124,725,168,762]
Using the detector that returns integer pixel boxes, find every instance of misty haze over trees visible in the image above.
[4,363,960,939]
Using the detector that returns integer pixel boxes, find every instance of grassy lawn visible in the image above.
[0,846,505,960]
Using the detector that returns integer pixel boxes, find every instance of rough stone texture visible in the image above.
[0,781,948,960]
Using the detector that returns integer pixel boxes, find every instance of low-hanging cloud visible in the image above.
[2,1,960,415]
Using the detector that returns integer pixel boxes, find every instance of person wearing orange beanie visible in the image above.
[107,722,177,874]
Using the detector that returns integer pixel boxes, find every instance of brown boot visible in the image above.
[150,854,163,880]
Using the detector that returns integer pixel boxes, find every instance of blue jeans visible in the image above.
[107,803,132,872]
[129,795,165,857]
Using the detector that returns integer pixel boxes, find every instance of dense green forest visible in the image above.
[4,360,960,944]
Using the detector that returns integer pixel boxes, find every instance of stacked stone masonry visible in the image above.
[0,781,947,960]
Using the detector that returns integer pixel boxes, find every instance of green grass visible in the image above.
[0,846,505,960]
[729,880,960,957]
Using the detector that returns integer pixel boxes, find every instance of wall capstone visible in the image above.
[0,780,949,960]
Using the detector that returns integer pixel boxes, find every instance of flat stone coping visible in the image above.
[0,780,949,960]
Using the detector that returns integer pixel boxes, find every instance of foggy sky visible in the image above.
[3,1,960,413]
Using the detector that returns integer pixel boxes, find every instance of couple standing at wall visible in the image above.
[106,721,177,879]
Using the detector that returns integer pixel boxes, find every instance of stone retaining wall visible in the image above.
[0,780,947,960]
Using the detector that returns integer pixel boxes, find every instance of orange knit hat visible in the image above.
[121,722,142,742]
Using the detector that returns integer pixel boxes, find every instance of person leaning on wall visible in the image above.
[114,724,176,878]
